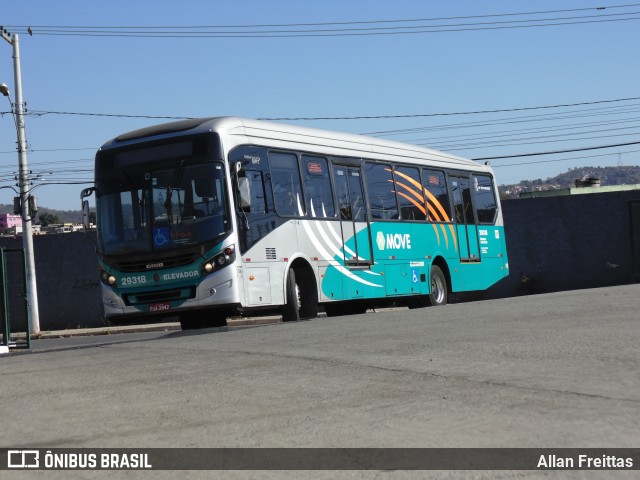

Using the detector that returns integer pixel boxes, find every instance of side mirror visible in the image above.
[80,187,95,199]
[80,188,96,230]
[238,177,251,210]
[82,200,91,229]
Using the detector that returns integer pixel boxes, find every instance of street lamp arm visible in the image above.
[1,92,21,135]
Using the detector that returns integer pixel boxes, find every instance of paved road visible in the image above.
[2,285,640,479]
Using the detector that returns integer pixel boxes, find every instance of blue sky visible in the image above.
[1,0,639,210]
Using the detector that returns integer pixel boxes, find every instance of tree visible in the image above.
[39,213,61,227]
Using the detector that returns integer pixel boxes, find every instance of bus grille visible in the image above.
[115,252,199,272]
[123,286,196,306]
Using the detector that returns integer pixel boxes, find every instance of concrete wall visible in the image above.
[1,189,639,331]
[0,232,103,331]
[486,189,640,298]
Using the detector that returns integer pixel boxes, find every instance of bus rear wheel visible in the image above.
[428,265,448,306]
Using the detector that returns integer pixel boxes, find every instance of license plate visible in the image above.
[149,302,171,312]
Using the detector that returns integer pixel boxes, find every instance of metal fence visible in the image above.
[0,248,30,350]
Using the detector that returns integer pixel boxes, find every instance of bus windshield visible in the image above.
[96,162,229,255]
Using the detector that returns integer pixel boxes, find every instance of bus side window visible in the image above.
[364,162,399,220]
[472,174,498,224]
[237,170,266,214]
[394,166,426,221]
[269,152,305,217]
[422,169,452,223]
[301,155,335,218]
[334,168,351,220]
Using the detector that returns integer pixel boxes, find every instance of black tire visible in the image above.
[298,269,318,320]
[428,265,448,306]
[282,269,301,322]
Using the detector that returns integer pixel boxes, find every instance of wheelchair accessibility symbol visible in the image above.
[153,227,170,247]
[412,269,419,283]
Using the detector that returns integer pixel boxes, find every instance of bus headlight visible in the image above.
[202,245,235,275]
[100,270,117,285]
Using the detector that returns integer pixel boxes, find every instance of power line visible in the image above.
[5,5,640,37]
[0,147,95,155]
[364,104,640,136]
[10,96,640,122]
[400,116,640,145]
[427,127,640,151]
[19,110,190,120]
[19,13,640,37]
[472,141,640,161]
[3,97,640,171]
[7,4,640,29]
[493,148,640,167]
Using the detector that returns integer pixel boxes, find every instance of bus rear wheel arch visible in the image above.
[282,260,318,322]
[407,261,450,309]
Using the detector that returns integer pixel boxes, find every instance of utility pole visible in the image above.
[1,27,40,336]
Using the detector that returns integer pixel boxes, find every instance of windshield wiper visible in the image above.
[163,160,185,227]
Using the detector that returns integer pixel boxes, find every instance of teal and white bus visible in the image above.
[82,117,508,329]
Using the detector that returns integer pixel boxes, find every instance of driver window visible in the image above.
[269,151,305,217]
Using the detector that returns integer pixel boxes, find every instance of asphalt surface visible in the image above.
[2,284,639,480]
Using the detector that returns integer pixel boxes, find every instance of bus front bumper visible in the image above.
[102,265,240,318]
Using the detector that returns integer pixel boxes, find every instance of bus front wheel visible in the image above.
[428,265,448,306]
[282,269,301,322]
[283,266,319,322]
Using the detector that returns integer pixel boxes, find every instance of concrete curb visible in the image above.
[31,315,283,340]
[35,322,181,339]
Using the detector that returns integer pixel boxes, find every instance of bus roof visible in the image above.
[101,116,486,171]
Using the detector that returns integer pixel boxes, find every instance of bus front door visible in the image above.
[450,176,481,262]
[333,165,372,267]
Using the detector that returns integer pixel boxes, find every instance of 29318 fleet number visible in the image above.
[120,275,147,287]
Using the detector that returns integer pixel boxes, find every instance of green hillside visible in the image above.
[499,166,640,198]
[0,204,83,225]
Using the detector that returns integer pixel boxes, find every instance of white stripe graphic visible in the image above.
[301,220,382,288]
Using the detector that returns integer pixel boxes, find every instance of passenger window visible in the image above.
[301,156,335,218]
[269,152,305,217]
[238,170,266,214]
[364,163,399,220]
[472,175,498,224]
[394,166,426,221]
[450,176,473,225]
[422,169,452,223]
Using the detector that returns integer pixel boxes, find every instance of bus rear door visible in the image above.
[449,175,481,262]
[333,164,372,267]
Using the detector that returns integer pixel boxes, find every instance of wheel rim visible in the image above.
[431,273,446,304]
[295,282,301,313]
